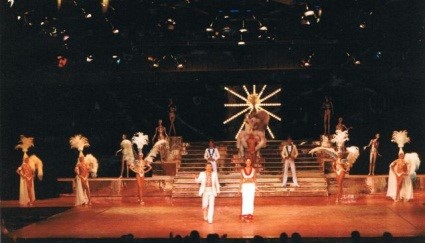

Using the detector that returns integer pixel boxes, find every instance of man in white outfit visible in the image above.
[204,139,220,173]
[195,164,220,224]
[281,137,300,187]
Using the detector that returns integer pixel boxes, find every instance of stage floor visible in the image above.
[2,192,425,240]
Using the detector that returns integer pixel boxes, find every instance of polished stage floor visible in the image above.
[2,192,425,240]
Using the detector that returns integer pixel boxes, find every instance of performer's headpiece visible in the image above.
[15,135,34,159]
[69,134,90,157]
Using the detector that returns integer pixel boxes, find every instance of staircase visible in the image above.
[172,140,328,197]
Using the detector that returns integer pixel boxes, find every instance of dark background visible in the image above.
[1,0,424,200]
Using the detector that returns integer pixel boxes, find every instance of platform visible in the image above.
[1,192,425,242]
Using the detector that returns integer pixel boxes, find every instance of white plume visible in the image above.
[15,135,34,155]
[132,132,149,154]
[144,140,167,163]
[84,154,99,178]
[331,130,349,148]
[391,130,410,149]
[69,134,90,152]
[28,155,43,181]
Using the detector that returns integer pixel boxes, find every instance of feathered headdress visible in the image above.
[144,140,167,164]
[391,130,410,154]
[15,135,34,158]
[132,132,149,155]
[331,130,349,148]
[69,134,90,157]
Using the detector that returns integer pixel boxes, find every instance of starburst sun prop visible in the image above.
[224,85,282,139]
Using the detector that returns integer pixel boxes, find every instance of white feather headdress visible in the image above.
[69,134,90,157]
[331,130,349,148]
[391,130,410,153]
[132,132,149,154]
[15,135,34,158]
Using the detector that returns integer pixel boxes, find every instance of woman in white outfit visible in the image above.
[240,159,256,222]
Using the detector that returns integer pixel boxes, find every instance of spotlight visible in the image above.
[63,35,70,41]
[359,23,366,29]
[112,55,121,64]
[240,20,248,33]
[301,53,314,67]
[86,55,93,62]
[237,34,246,46]
[354,60,361,65]
[85,13,92,19]
[177,63,184,69]
[112,28,119,34]
[259,25,268,31]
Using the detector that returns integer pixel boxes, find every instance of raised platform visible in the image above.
[2,192,425,242]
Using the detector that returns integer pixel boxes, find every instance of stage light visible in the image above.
[240,20,248,33]
[177,63,184,69]
[57,55,67,68]
[359,23,366,29]
[259,25,268,31]
[8,0,14,7]
[86,55,93,62]
[237,34,246,46]
[354,60,361,65]
[85,13,92,19]
[301,53,314,67]
[112,28,119,34]
[17,15,21,20]
[63,35,70,41]
[206,23,214,32]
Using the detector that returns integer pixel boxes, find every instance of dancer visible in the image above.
[168,99,177,136]
[281,137,299,187]
[246,133,259,166]
[240,159,256,222]
[364,133,380,175]
[130,153,152,205]
[152,120,169,162]
[75,156,92,206]
[131,132,151,204]
[387,152,420,202]
[335,117,349,132]
[116,134,135,178]
[194,164,220,224]
[322,96,333,134]
[16,157,35,206]
[70,134,98,206]
[15,135,43,206]
[204,139,220,173]
[310,146,359,202]
[387,131,420,202]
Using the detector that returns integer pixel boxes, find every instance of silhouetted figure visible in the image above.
[291,232,302,243]
[351,231,361,243]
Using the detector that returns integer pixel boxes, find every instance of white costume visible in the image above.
[387,153,420,201]
[75,175,89,206]
[17,163,35,206]
[195,171,220,223]
[281,144,299,187]
[204,147,220,172]
[241,168,256,217]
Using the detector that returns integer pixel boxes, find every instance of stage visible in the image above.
[2,192,425,242]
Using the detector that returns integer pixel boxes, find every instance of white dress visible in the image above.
[241,168,256,216]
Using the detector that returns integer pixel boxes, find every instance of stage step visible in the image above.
[172,140,328,197]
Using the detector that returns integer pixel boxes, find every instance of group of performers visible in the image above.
[12,96,421,216]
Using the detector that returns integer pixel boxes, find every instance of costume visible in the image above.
[195,171,220,223]
[240,167,256,221]
[75,159,90,206]
[281,143,299,187]
[387,153,420,201]
[204,147,220,172]
[17,161,35,206]
[15,135,43,206]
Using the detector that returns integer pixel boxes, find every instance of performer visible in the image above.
[15,135,43,207]
[322,96,333,134]
[281,137,300,187]
[386,151,421,202]
[309,146,359,203]
[246,133,258,165]
[204,139,220,173]
[75,156,92,206]
[194,164,220,224]
[152,120,168,162]
[168,99,177,136]
[333,152,350,202]
[16,157,35,206]
[116,134,135,178]
[335,117,348,132]
[364,133,380,175]
[69,134,98,206]
[240,159,256,222]
[130,153,152,205]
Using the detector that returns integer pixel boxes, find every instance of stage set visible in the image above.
[2,0,425,242]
